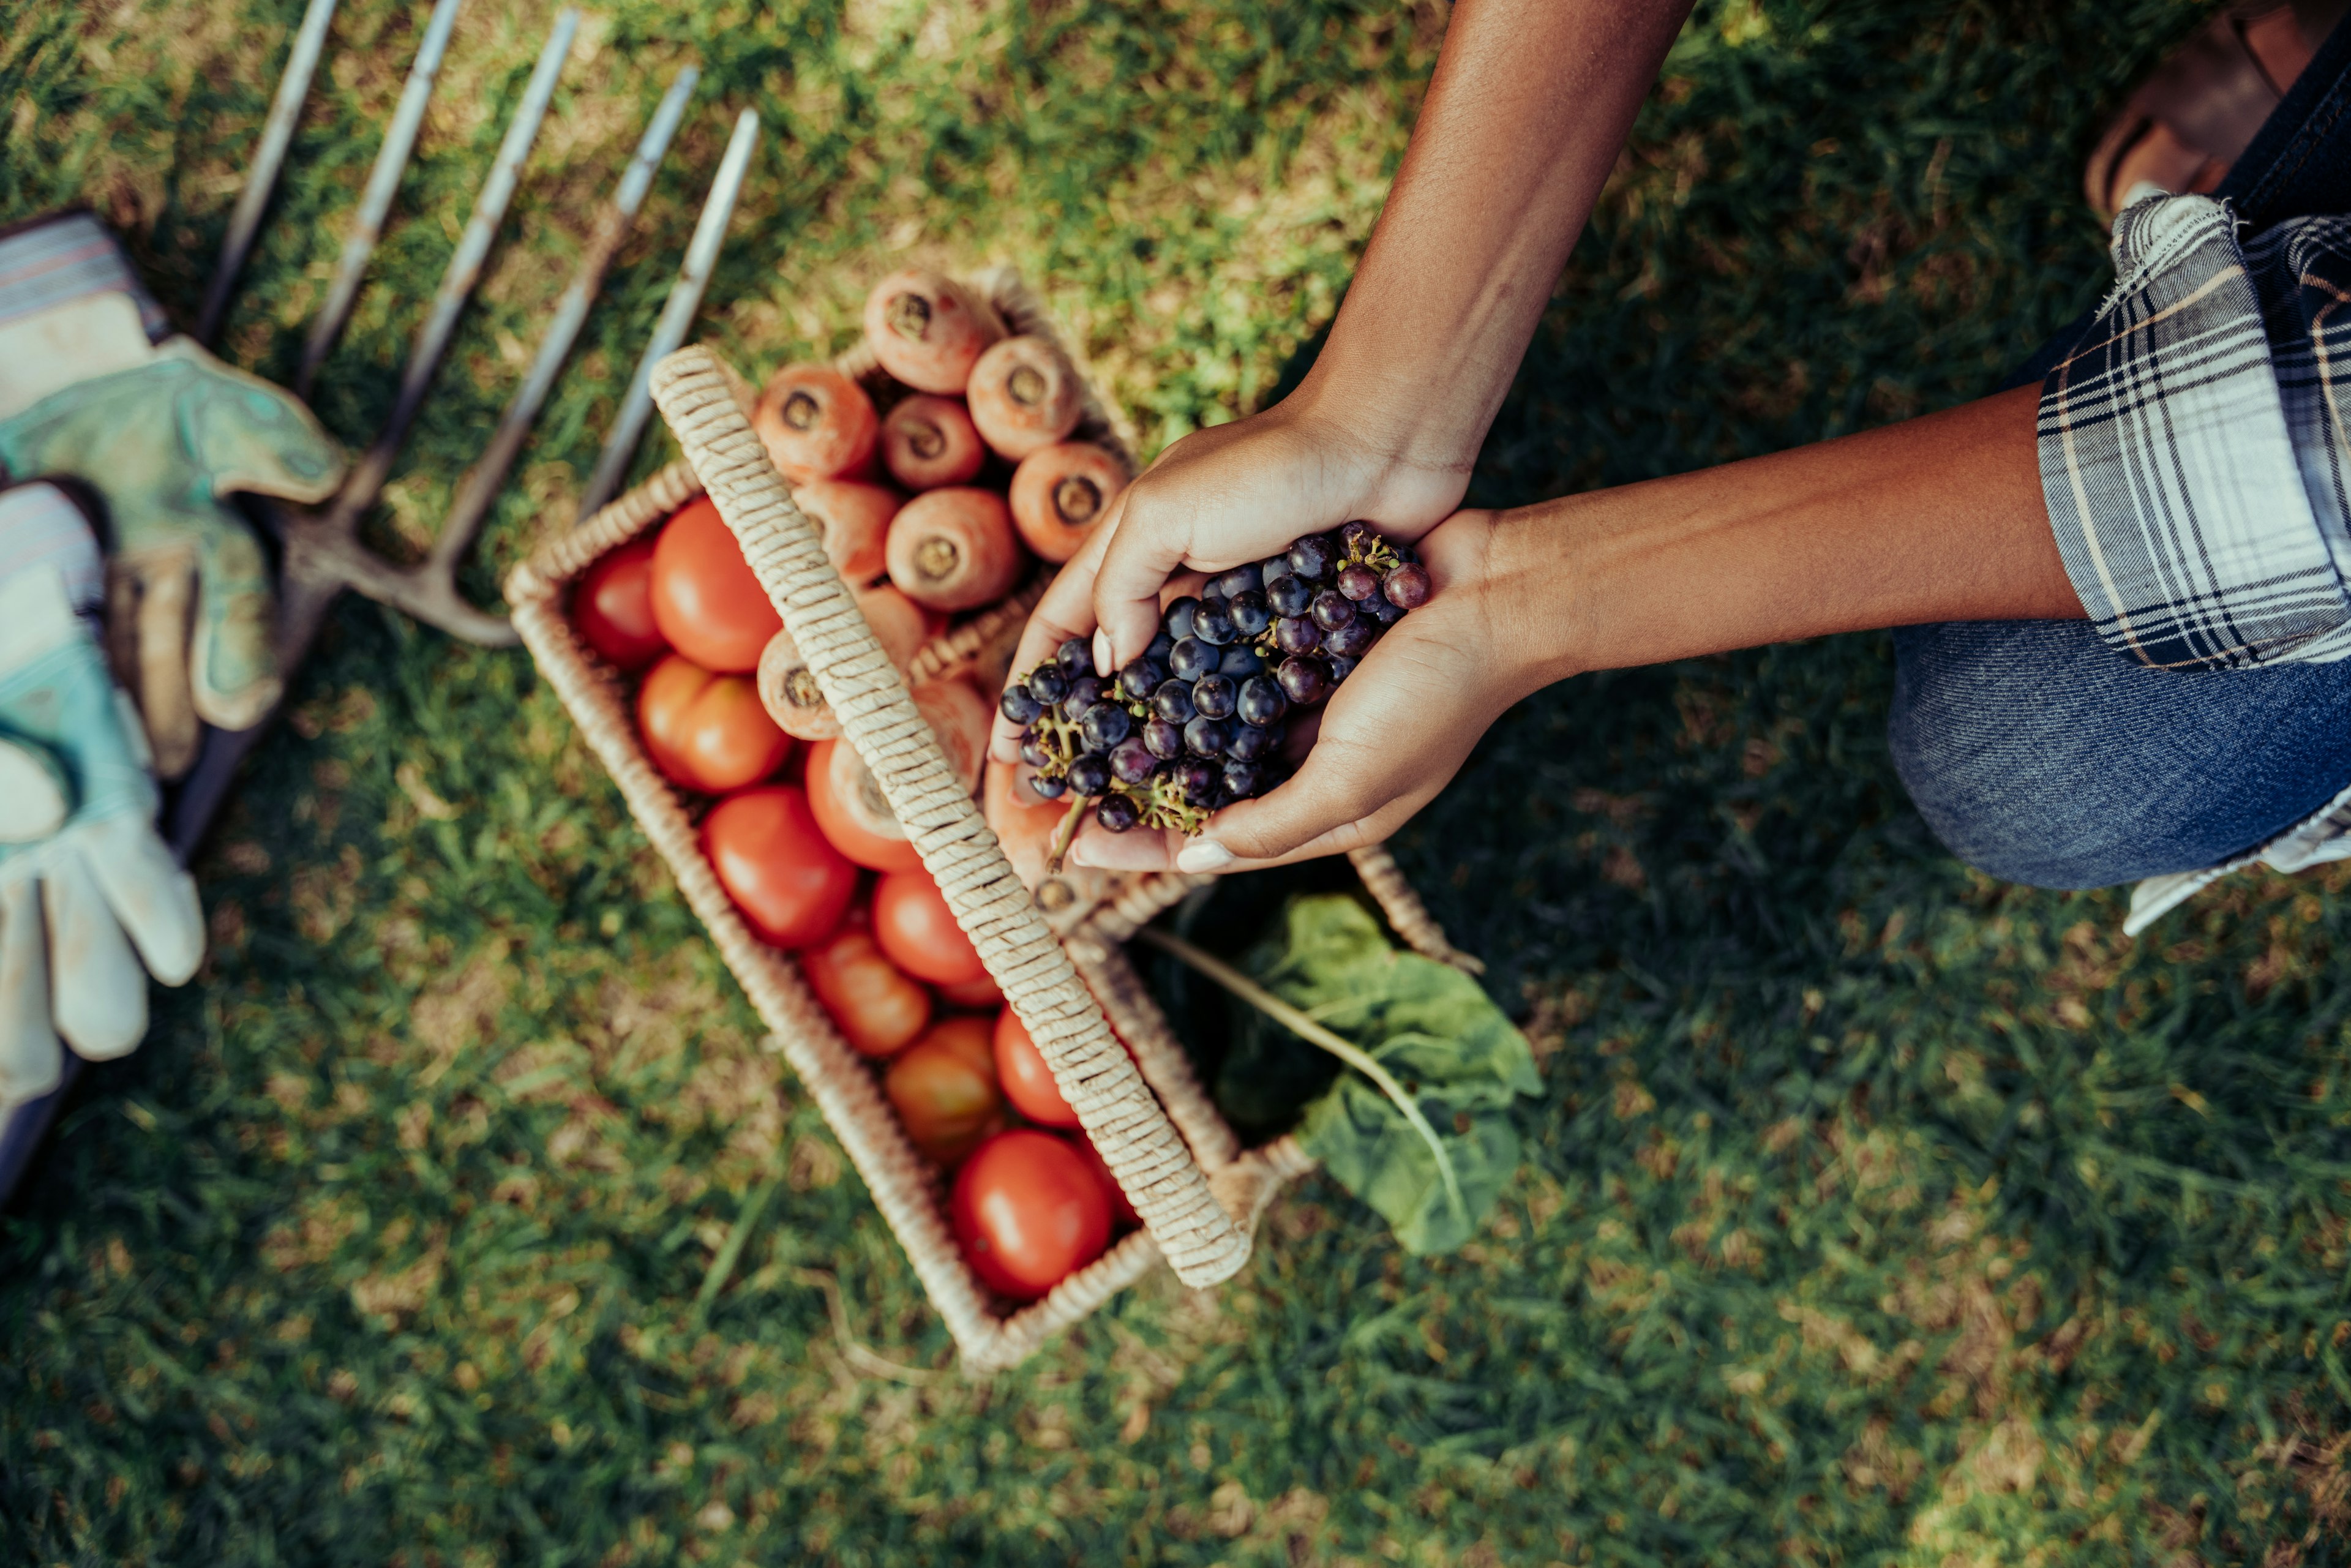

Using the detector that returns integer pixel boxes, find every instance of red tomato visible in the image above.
[804,738,922,874]
[574,536,667,670]
[702,785,857,949]
[872,867,986,987]
[649,497,779,672]
[639,654,792,794]
[950,1130,1112,1300]
[936,969,1003,1010]
[1073,1135,1141,1228]
[802,917,931,1058]
[885,1016,1002,1164]
[993,1008,1079,1130]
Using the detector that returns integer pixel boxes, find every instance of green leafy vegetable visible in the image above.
[1249,896,1540,1255]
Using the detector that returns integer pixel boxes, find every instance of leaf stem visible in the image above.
[1134,925,1468,1231]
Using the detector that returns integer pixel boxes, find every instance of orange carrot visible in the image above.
[966,336,1082,460]
[753,364,878,482]
[756,581,930,740]
[884,487,1024,612]
[880,394,987,490]
[799,678,989,869]
[863,269,1002,394]
[1008,441,1127,563]
[913,675,992,793]
[791,478,902,584]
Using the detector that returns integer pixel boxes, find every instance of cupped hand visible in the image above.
[1060,506,1532,875]
[988,394,1471,767]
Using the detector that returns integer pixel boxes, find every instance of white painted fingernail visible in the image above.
[1176,838,1234,874]
[1092,629,1114,676]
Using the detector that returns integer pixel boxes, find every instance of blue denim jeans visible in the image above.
[1889,12,2351,888]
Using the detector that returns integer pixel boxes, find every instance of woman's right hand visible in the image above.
[986,388,1472,765]
[983,0,1700,758]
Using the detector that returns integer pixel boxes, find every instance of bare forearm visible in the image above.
[1301,0,1695,468]
[1487,385,2079,691]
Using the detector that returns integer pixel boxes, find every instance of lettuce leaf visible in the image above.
[1246,896,1539,1255]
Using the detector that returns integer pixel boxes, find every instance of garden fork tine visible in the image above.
[168,10,577,853]
[292,0,467,398]
[440,64,700,568]
[576,107,760,519]
[276,6,580,662]
[194,0,339,347]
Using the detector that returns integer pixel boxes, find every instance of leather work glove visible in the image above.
[0,337,343,777]
[0,482,204,1107]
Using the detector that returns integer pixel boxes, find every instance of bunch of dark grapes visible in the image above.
[999,522,1431,864]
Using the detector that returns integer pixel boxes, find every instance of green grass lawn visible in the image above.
[9,0,2351,1561]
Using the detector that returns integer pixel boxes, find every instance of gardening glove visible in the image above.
[0,482,203,1108]
[0,337,344,778]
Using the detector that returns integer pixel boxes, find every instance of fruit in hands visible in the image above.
[753,363,879,482]
[881,394,987,490]
[1208,566,1258,601]
[574,535,667,671]
[1275,656,1329,705]
[1286,535,1333,580]
[1267,575,1312,618]
[950,1128,1112,1299]
[886,1016,1003,1165]
[755,582,930,742]
[1235,676,1286,728]
[999,526,1423,849]
[637,654,792,794]
[966,336,1082,460]
[1324,618,1376,660]
[863,269,1002,394]
[1067,752,1111,796]
[792,478,902,585]
[649,497,780,673]
[802,917,931,1058]
[992,1007,1080,1129]
[702,784,858,949]
[1227,589,1271,637]
[872,865,988,986]
[1008,441,1127,563]
[885,486,1025,612]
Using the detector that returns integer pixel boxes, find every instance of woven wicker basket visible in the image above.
[506,272,1475,1369]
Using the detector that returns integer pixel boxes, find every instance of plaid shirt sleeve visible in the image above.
[2040,195,2351,670]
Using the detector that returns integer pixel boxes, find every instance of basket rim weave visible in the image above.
[504,271,1478,1369]
[647,326,1254,1285]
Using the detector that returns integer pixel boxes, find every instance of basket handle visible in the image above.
[648,345,1251,1290]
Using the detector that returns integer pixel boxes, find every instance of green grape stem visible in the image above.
[1042,795,1089,874]
[1141,771,1211,836]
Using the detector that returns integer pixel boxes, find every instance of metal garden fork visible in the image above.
[0,0,756,1204]
[167,0,756,851]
